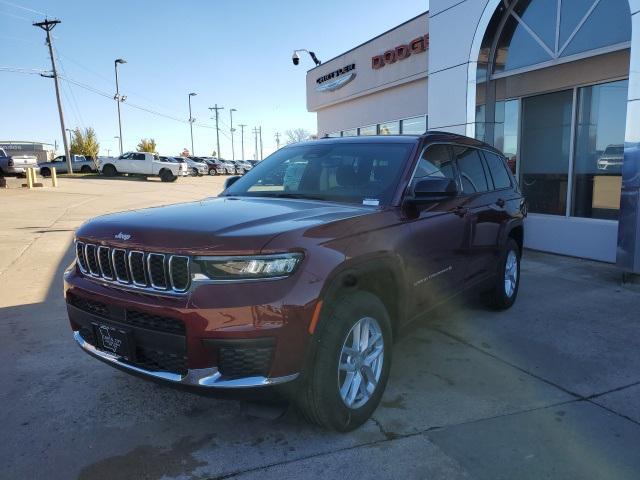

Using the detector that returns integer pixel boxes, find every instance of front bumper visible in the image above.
[64,262,319,389]
[74,331,298,388]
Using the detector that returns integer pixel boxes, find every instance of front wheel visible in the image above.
[487,237,521,310]
[208,169,217,176]
[102,164,116,177]
[40,167,51,177]
[294,291,392,431]
[80,165,91,173]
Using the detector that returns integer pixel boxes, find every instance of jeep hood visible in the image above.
[75,196,374,254]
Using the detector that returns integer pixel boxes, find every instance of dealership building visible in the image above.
[0,141,55,162]
[306,0,640,273]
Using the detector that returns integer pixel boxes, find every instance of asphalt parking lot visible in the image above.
[2,175,640,479]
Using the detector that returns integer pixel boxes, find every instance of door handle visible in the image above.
[495,198,506,208]
[453,206,468,217]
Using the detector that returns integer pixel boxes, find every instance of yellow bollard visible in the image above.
[51,167,58,187]
[27,167,34,189]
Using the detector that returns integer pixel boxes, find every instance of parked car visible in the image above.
[221,160,240,175]
[201,158,226,176]
[99,152,188,182]
[65,132,525,431]
[39,155,97,176]
[0,148,39,176]
[237,160,253,173]
[160,156,207,176]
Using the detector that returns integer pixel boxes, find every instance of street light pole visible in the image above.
[65,128,73,153]
[188,92,197,155]
[114,58,126,155]
[229,108,237,160]
[238,124,246,160]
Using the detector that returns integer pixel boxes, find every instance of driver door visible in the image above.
[402,144,471,311]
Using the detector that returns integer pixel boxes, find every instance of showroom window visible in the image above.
[379,121,400,135]
[401,116,427,135]
[494,0,631,75]
[358,125,377,136]
[494,99,519,174]
[571,79,628,220]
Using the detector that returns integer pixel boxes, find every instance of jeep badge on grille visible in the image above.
[114,232,131,241]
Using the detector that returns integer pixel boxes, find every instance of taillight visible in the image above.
[7,159,13,167]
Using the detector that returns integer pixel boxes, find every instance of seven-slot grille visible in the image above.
[76,241,190,293]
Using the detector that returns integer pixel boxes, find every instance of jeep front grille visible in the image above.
[75,241,191,294]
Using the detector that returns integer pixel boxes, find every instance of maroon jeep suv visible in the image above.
[65,132,525,431]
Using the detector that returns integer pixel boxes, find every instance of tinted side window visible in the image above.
[415,144,456,181]
[484,151,512,189]
[134,153,146,160]
[454,146,489,194]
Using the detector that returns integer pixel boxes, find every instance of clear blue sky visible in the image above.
[0,0,427,158]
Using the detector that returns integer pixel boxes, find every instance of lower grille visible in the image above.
[67,293,109,318]
[135,348,187,375]
[125,309,185,335]
[218,344,274,379]
[69,296,188,376]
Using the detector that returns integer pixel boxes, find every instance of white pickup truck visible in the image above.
[98,152,188,182]
[0,148,39,177]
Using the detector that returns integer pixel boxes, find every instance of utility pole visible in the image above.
[188,92,197,155]
[252,127,259,160]
[259,126,263,160]
[275,132,281,150]
[238,124,246,160]
[229,108,237,160]
[34,18,72,174]
[208,105,224,159]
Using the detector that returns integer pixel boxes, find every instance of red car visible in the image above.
[65,132,525,431]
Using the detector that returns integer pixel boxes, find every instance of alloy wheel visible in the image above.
[337,316,384,409]
[504,250,518,298]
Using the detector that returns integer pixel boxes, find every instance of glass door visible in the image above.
[519,89,574,216]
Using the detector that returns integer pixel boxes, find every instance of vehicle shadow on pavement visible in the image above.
[4,248,640,480]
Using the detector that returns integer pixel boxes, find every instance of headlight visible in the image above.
[196,253,303,281]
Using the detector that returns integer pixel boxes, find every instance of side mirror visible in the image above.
[224,175,241,190]
[405,177,458,204]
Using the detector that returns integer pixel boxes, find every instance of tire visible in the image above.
[40,167,51,177]
[208,168,217,176]
[160,169,175,182]
[102,164,116,177]
[295,291,392,431]
[80,165,91,173]
[192,167,199,176]
[487,237,521,310]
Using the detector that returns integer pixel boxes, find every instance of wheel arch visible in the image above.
[318,254,407,339]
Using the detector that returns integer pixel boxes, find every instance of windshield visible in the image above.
[223,142,413,205]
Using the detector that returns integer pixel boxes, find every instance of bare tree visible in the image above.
[285,128,310,144]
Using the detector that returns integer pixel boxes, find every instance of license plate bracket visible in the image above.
[92,322,136,361]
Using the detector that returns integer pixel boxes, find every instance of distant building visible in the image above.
[0,141,55,162]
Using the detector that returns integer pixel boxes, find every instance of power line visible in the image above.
[0,0,47,15]
[0,10,31,22]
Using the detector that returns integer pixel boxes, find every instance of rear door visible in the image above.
[452,145,503,283]
[403,143,470,310]
[129,153,148,174]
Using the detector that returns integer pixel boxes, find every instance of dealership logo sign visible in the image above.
[315,63,356,92]
[372,34,429,70]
